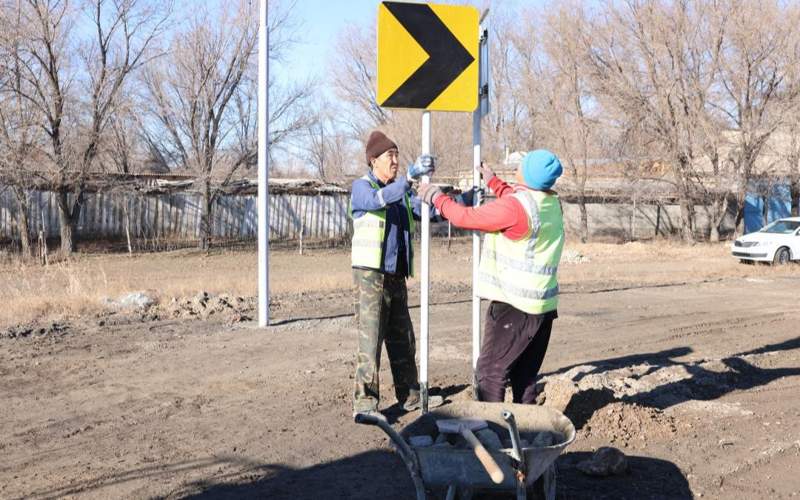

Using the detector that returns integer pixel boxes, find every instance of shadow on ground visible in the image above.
[175,450,691,499]
[180,450,413,500]
[556,451,692,499]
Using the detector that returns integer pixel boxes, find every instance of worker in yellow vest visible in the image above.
[350,130,444,421]
[418,150,565,403]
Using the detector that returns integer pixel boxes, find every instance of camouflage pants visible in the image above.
[352,268,419,412]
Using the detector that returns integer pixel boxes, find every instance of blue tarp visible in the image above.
[744,192,764,234]
[768,183,792,221]
[744,182,795,233]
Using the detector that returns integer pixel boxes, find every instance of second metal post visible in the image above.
[420,111,431,413]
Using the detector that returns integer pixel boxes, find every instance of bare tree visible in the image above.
[778,110,800,217]
[0,0,42,256]
[482,10,524,163]
[143,2,256,250]
[143,0,314,249]
[711,0,800,235]
[538,2,598,242]
[0,93,39,256]
[585,0,725,242]
[300,110,355,181]
[675,0,731,242]
[329,25,389,140]
[9,0,169,255]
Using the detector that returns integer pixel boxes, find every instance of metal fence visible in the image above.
[0,188,351,242]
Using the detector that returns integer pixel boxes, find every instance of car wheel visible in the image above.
[773,247,791,265]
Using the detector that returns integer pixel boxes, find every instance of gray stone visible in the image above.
[562,249,590,264]
[577,447,629,477]
[103,291,156,310]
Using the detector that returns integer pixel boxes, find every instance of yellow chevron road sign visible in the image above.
[377,2,479,112]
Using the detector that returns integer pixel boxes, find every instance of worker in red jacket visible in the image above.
[417,151,565,403]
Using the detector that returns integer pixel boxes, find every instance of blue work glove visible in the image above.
[456,187,484,206]
[407,154,436,181]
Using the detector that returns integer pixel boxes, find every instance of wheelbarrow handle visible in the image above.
[354,414,426,500]
[353,413,414,458]
[461,427,505,485]
[353,414,413,460]
[354,413,382,426]
[502,410,525,465]
[354,414,416,463]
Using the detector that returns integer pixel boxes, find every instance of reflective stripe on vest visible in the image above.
[476,189,564,314]
[350,175,415,274]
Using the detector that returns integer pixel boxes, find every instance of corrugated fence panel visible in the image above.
[0,187,352,242]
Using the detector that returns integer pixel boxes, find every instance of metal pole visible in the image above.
[471,103,481,398]
[420,110,431,413]
[472,18,488,400]
[258,0,270,327]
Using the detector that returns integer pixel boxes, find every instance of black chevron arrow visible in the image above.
[381,2,475,109]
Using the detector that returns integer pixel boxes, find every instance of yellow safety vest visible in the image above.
[476,188,564,314]
[350,175,416,274]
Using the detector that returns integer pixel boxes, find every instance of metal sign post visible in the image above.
[471,108,481,397]
[420,111,432,413]
[257,0,270,327]
[472,17,489,397]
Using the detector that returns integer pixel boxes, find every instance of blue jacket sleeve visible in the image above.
[351,177,411,215]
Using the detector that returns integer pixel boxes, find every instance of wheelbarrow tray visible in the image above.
[399,401,575,491]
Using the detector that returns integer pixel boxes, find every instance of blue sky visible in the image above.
[273,0,526,86]
[272,0,378,84]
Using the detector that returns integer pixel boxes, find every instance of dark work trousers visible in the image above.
[476,301,556,404]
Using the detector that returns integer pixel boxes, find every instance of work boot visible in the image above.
[353,409,387,423]
[401,391,444,412]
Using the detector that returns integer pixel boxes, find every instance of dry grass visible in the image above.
[0,247,353,328]
[2,238,798,329]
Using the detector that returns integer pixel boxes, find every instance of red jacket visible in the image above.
[433,176,532,240]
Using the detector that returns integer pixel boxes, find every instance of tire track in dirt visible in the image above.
[663,312,792,342]
[713,441,800,496]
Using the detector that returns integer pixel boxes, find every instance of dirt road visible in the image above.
[2,243,800,499]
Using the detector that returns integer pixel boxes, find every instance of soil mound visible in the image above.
[160,292,254,323]
[1,321,69,340]
[582,402,677,447]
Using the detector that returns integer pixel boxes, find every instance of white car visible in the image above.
[732,216,800,264]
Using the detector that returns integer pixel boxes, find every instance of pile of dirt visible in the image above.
[159,292,254,323]
[534,361,695,445]
[1,321,69,340]
[537,351,771,415]
[581,402,678,448]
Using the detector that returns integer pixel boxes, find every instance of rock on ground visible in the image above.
[102,291,157,310]
[577,447,629,476]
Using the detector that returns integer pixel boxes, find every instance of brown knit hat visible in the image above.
[365,130,398,166]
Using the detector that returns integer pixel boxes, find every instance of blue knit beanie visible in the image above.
[521,150,562,190]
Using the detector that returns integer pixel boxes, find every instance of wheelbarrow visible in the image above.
[355,401,575,500]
